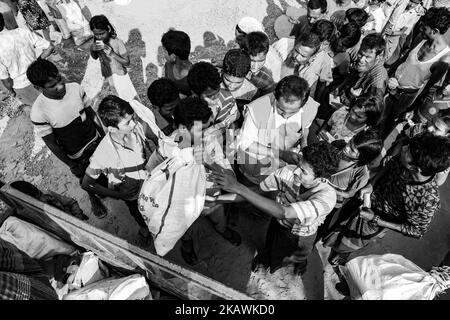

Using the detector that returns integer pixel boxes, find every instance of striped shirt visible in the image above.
[340,60,388,98]
[260,165,337,237]
[209,86,239,133]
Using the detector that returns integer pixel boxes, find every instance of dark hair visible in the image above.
[0,13,5,32]
[27,59,59,88]
[409,132,450,176]
[422,7,450,35]
[97,95,134,128]
[359,33,385,56]
[10,181,42,199]
[275,75,310,103]
[311,19,335,43]
[338,22,361,49]
[173,96,213,130]
[161,29,191,61]
[302,141,340,179]
[89,15,117,38]
[350,94,383,127]
[147,78,180,107]
[223,49,251,77]
[242,31,270,56]
[187,62,221,96]
[308,0,327,13]
[345,8,369,28]
[352,128,383,165]
[295,32,321,50]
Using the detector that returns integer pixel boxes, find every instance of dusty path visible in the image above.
[1,0,449,300]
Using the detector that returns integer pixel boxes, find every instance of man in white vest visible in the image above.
[237,75,319,185]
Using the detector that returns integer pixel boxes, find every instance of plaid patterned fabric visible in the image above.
[0,239,58,300]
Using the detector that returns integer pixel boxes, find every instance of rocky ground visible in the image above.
[1,0,449,300]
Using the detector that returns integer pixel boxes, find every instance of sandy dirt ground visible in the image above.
[1,0,450,300]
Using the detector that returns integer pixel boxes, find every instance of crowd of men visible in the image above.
[1,0,450,298]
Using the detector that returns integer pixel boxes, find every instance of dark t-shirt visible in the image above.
[290,15,310,40]
[164,62,192,96]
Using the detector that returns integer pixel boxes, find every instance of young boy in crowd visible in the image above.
[146,78,180,136]
[241,31,276,97]
[150,96,241,264]
[81,95,155,238]
[27,59,107,219]
[161,29,193,98]
[221,49,256,116]
[187,62,240,137]
[212,141,339,276]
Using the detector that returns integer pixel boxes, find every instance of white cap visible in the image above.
[237,17,264,34]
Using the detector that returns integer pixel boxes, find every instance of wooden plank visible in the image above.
[0,184,252,300]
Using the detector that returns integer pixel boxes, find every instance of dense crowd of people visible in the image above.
[1,0,450,299]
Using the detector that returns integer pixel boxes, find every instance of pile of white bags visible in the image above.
[340,254,450,300]
[0,216,76,260]
[65,251,110,290]
[130,100,207,256]
[64,274,150,300]
[56,251,150,300]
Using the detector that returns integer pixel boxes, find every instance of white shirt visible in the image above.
[239,103,304,154]
[0,28,50,89]
[393,7,422,35]
[260,165,337,236]
[363,6,386,33]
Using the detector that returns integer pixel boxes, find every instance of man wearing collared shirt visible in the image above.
[237,76,320,185]
[212,141,339,275]
[290,0,328,39]
[335,33,387,105]
[269,33,333,95]
[0,13,54,106]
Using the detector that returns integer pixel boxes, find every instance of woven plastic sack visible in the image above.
[0,216,76,260]
[63,274,151,300]
[138,156,206,256]
[130,99,207,256]
[66,251,110,290]
[339,254,450,300]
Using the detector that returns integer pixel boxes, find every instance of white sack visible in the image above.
[340,254,450,300]
[0,216,76,260]
[63,274,151,300]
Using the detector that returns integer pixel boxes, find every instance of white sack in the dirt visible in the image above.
[63,274,151,300]
[339,254,450,300]
[0,216,76,260]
